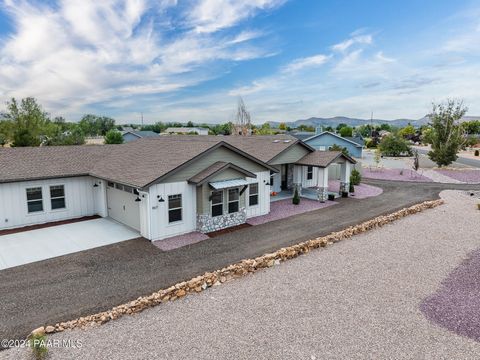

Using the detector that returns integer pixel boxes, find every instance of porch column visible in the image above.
[340,162,352,195]
[316,167,329,202]
[292,165,302,196]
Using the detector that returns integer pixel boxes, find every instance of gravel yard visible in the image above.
[3,190,479,359]
[362,167,433,182]
[328,180,383,199]
[435,169,480,184]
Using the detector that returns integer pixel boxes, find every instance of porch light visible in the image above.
[158,195,165,202]
[93,183,99,187]
[135,196,141,202]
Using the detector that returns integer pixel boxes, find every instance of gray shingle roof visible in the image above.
[0,135,309,188]
[295,151,356,167]
[188,161,256,185]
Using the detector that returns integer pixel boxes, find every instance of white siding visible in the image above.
[147,181,197,241]
[246,171,270,218]
[301,166,318,188]
[0,176,98,230]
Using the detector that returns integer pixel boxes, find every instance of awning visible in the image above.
[209,178,249,190]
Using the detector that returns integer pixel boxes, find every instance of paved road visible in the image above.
[416,148,480,168]
[0,180,478,343]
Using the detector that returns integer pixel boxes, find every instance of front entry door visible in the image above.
[281,164,288,190]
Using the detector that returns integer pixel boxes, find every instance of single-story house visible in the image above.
[0,136,355,241]
[163,127,209,136]
[303,131,364,158]
[122,130,159,143]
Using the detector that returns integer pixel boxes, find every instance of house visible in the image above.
[163,127,209,135]
[122,130,159,142]
[303,131,364,158]
[0,136,355,241]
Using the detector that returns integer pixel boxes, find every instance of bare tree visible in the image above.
[232,97,252,136]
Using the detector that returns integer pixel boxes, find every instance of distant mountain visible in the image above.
[269,115,480,129]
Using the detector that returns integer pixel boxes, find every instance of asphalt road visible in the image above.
[416,148,480,168]
[0,180,478,343]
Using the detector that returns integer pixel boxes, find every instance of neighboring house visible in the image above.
[288,131,315,141]
[163,127,209,135]
[122,131,159,142]
[0,136,355,241]
[303,131,364,158]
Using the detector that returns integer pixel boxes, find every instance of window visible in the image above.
[123,185,133,194]
[307,166,313,180]
[26,187,43,213]
[115,183,124,191]
[211,190,223,217]
[107,182,114,188]
[270,170,275,186]
[168,194,182,223]
[228,188,239,214]
[50,185,66,210]
[249,183,258,206]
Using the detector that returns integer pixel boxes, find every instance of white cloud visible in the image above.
[0,0,279,117]
[186,0,286,34]
[331,34,372,52]
[281,54,330,73]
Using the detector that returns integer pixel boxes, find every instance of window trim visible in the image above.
[306,166,313,180]
[211,190,224,217]
[26,187,44,214]
[227,188,240,214]
[168,194,183,224]
[248,183,259,207]
[49,184,67,211]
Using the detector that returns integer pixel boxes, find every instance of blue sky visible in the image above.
[0,0,479,124]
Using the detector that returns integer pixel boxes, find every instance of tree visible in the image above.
[329,143,350,156]
[427,99,468,167]
[232,97,252,136]
[79,114,116,136]
[336,123,348,132]
[104,129,124,144]
[278,122,287,130]
[374,148,382,167]
[339,126,353,137]
[398,124,415,138]
[412,149,420,171]
[186,121,194,127]
[350,168,361,185]
[44,125,85,146]
[379,134,412,157]
[5,97,50,147]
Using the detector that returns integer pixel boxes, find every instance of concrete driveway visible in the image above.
[0,218,139,270]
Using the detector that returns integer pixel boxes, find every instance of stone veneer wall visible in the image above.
[316,187,328,202]
[197,208,247,233]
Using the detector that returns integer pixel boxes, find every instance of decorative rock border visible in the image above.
[32,199,444,337]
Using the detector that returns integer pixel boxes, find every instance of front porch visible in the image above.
[270,185,340,202]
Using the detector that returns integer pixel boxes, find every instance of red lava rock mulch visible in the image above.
[207,223,252,238]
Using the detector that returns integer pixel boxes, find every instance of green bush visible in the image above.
[350,168,361,185]
[28,333,48,360]
[292,187,300,205]
[475,149,479,157]
[349,183,354,193]
[379,134,412,157]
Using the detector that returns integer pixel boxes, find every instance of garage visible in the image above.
[106,182,141,231]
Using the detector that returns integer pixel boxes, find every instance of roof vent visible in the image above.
[273,140,280,143]
[283,140,291,143]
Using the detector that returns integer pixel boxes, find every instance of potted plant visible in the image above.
[328,193,335,201]
[349,183,355,193]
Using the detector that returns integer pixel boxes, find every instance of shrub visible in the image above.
[475,149,479,157]
[350,168,361,185]
[104,129,124,144]
[292,187,300,205]
[28,333,48,360]
[349,183,354,193]
[379,134,412,157]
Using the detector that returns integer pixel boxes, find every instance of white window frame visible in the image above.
[228,188,240,214]
[168,194,183,223]
[306,166,313,180]
[26,187,44,214]
[211,190,224,217]
[248,183,259,207]
[49,184,66,211]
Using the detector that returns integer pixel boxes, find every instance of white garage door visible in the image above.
[106,183,140,231]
